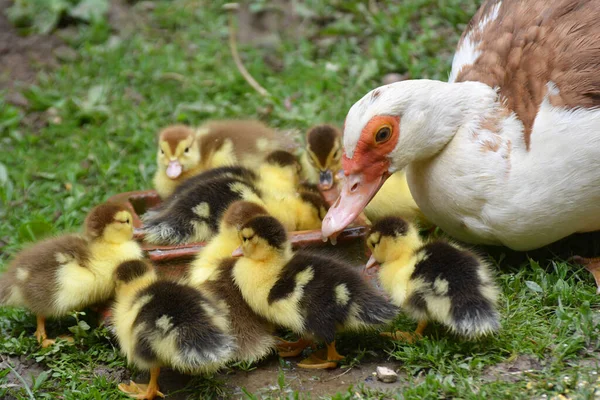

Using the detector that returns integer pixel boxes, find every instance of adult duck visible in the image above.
[322,0,600,280]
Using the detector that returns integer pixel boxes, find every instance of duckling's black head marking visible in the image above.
[242,216,287,250]
[264,150,300,170]
[306,124,340,165]
[370,216,409,238]
[85,202,130,238]
[115,259,152,283]
[222,201,268,229]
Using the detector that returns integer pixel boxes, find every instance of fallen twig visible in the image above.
[322,366,354,382]
[223,3,271,97]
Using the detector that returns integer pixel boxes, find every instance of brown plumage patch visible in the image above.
[264,150,299,168]
[1,234,90,316]
[198,120,286,167]
[159,125,195,153]
[202,258,275,361]
[85,203,129,238]
[306,124,341,166]
[299,192,329,214]
[455,0,600,150]
[222,201,268,230]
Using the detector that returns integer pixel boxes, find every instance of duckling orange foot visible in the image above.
[118,368,164,400]
[381,320,427,344]
[40,335,74,348]
[276,337,314,357]
[570,256,600,294]
[297,341,344,370]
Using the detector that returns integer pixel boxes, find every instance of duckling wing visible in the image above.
[268,252,398,343]
[143,171,261,245]
[409,241,500,338]
[131,281,236,373]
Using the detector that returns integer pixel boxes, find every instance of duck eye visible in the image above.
[375,127,391,144]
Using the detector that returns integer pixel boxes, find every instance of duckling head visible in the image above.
[305,125,342,190]
[157,125,200,179]
[260,150,302,189]
[366,216,422,267]
[85,203,134,244]
[113,259,156,294]
[233,216,291,262]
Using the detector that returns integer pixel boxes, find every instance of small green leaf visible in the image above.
[69,0,109,22]
[32,370,50,391]
[526,280,543,293]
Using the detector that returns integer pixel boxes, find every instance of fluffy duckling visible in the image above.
[142,166,263,245]
[199,256,278,364]
[187,200,269,287]
[0,203,142,347]
[258,150,327,231]
[112,260,236,400]
[299,124,343,190]
[231,215,398,369]
[366,216,500,342]
[153,120,285,199]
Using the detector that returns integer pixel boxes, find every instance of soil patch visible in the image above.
[0,0,64,93]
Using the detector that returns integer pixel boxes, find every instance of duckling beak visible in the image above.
[318,170,335,191]
[231,246,243,257]
[365,255,379,270]
[166,160,183,179]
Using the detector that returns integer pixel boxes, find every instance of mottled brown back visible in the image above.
[199,120,281,162]
[454,0,600,149]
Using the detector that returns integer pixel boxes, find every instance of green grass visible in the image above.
[1,0,599,398]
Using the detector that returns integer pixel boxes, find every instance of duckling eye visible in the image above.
[184,147,190,153]
[126,218,130,224]
[333,149,342,160]
[375,126,392,144]
[160,149,164,155]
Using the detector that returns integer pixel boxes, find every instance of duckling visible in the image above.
[299,124,343,190]
[365,216,500,342]
[199,257,278,364]
[187,200,269,287]
[153,120,286,199]
[231,215,398,369]
[299,124,429,227]
[0,203,142,347]
[142,166,264,245]
[258,150,326,231]
[112,259,236,400]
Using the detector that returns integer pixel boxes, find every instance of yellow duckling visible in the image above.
[231,215,398,369]
[153,120,287,198]
[112,259,236,400]
[0,203,142,347]
[187,200,269,287]
[365,216,500,342]
[258,150,327,231]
